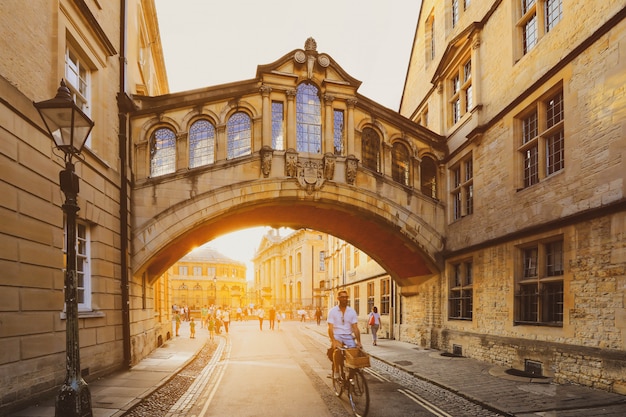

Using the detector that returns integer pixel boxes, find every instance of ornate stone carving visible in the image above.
[260,145,273,177]
[346,155,358,185]
[285,148,298,177]
[259,85,272,96]
[296,159,324,194]
[323,153,336,181]
[293,38,330,80]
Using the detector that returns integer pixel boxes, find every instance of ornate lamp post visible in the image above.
[34,80,94,417]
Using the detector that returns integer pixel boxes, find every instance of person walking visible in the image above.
[189,317,196,339]
[207,315,215,341]
[315,307,323,325]
[276,310,283,330]
[257,306,265,330]
[269,306,276,330]
[222,308,231,333]
[368,306,381,346]
[174,311,181,337]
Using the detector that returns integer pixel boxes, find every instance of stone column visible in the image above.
[346,98,357,156]
[260,85,272,148]
[323,94,334,155]
[286,89,296,151]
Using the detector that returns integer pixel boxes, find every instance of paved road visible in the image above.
[180,320,501,417]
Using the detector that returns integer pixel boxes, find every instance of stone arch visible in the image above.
[132,178,444,289]
[218,99,258,124]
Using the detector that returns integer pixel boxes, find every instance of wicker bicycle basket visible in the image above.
[345,348,370,368]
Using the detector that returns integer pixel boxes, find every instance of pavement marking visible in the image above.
[398,388,453,417]
[195,338,231,417]
[364,367,389,382]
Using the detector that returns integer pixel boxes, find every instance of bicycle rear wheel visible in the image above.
[348,369,369,417]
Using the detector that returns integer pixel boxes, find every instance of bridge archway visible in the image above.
[133,175,444,289]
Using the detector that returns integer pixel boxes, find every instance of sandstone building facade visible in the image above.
[399,0,626,392]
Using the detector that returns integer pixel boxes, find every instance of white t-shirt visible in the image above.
[327,305,358,338]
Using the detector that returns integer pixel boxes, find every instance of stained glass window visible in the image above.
[227,112,251,159]
[150,127,176,177]
[361,127,380,172]
[272,101,284,150]
[189,119,215,168]
[333,110,344,155]
[296,83,321,153]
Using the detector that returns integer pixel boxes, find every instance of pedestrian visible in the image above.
[315,307,323,325]
[207,315,215,341]
[201,305,209,328]
[189,317,196,339]
[257,306,265,330]
[276,310,283,330]
[368,306,381,346]
[269,306,276,330]
[222,308,230,333]
[174,311,181,337]
[327,290,362,376]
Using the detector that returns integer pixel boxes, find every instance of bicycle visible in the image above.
[331,346,370,417]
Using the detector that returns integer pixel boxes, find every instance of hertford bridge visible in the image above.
[130,39,447,291]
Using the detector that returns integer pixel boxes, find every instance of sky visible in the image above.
[154,0,423,277]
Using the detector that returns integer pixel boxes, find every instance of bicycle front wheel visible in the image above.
[332,363,344,397]
[348,369,369,417]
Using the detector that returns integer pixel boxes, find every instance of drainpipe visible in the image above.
[118,0,132,368]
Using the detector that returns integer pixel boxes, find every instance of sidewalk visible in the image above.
[8,321,626,417]
[305,324,626,416]
[8,321,208,417]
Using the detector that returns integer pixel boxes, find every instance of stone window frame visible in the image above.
[367,281,375,315]
[380,278,391,315]
[226,111,252,160]
[150,126,177,177]
[516,85,564,189]
[448,55,473,127]
[295,82,322,153]
[65,42,93,147]
[354,285,360,315]
[515,0,563,58]
[392,141,411,187]
[271,101,285,150]
[448,259,473,320]
[189,118,216,168]
[514,236,564,326]
[449,153,473,221]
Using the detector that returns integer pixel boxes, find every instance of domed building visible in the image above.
[167,246,247,314]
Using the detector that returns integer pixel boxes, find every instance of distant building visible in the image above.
[166,246,247,312]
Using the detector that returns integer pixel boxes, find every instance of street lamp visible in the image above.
[34,80,94,417]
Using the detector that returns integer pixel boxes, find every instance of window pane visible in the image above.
[189,120,215,168]
[523,13,538,54]
[546,92,564,128]
[227,112,251,159]
[524,247,538,278]
[272,101,284,150]
[296,84,321,153]
[545,0,563,32]
[546,240,564,276]
[333,110,344,155]
[522,112,538,144]
[392,143,410,186]
[150,127,176,177]
[361,128,380,171]
[523,146,539,187]
[546,130,564,174]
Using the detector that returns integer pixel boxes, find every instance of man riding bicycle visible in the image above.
[328,290,362,375]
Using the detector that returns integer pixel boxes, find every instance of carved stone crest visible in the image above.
[297,160,324,194]
[323,153,336,181]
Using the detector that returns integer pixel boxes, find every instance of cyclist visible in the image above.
[328,290,362,375]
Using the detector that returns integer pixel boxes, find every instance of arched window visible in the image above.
[227,112,251,159]
[361,127,380,172]
[392,142,410,186]
[150,127,176,177]
[421,156,438,199]
[296,83,321,153]
[189,119,215,168]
